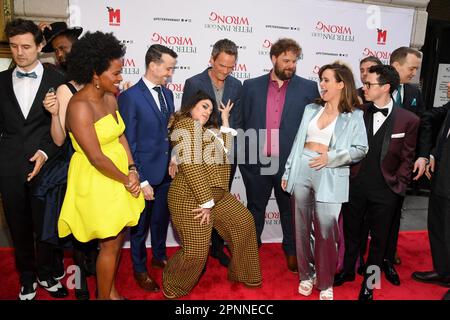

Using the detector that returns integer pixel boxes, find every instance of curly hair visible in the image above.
[66,31,126,84]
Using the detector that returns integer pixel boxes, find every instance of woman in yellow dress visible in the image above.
[58,31,144,300]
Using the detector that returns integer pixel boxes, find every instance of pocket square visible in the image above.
[391,133,405,138]
[411,98,417,106]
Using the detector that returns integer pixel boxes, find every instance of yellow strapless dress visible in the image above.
[58,111,144,242]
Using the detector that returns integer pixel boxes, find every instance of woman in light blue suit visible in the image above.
[282,62,368,300]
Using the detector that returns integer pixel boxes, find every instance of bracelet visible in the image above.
[129,168,140,179]
[128,164,137,170]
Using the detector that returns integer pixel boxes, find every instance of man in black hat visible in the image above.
[40,22,82,72]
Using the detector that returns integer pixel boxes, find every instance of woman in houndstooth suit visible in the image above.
[162,90,261,299]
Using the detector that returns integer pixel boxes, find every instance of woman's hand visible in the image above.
[281,179,287,191]
[309,152,328,170]
[192,207,211,225]
[219,99,234,126]
[43,91,59,116]
[125,171,141,197]
[168,158,178,179]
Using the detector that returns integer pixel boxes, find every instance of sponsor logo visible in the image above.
[316,51,349,58]
[232,63,251,80]
[312,21,355,42]
[362,48,391,64]
[265,24,300,31]
[377,28,387,45]
[204,11,253,33]
[150,32,197,54]
[153,17,192,23]
[121,58,140,75]
[119,39,134,45]
[107,6,120,26]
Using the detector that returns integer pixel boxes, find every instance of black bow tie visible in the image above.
[368,104,388,116]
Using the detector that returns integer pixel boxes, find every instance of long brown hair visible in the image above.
[168,90,218,133]
[315,62,360,113]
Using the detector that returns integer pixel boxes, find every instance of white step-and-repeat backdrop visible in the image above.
[68,0,413,246]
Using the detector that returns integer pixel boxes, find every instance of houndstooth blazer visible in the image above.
[170,117,232,205]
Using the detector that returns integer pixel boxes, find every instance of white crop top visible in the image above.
[305,107,337,146]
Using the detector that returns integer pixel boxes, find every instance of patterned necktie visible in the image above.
[395,85,402,105]
[16,71,37,79]
[153,86,169,117]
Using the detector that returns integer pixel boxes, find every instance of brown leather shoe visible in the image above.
[286,255,298,273]
[151,258,168,269]
[133,272,160,292]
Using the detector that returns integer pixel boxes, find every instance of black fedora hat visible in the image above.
[42,22,83,53]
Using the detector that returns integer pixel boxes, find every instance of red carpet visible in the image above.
[0,230,447,300]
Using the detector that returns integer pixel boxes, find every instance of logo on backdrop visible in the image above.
[153,17,192,23]
[232,63,251,80]
[205,11,253,33]
[377,28,387,45]
[121,58,140,75]
[166,83,184,101]
[265,211,280,226]
[265,24,300,32]
[312,21,355,42]
[151,32,197,54]
[107,6,120,26]
[362,48,391,65]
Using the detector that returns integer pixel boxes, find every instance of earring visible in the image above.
[95,82,100,89]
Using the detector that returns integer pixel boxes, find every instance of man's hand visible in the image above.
[141,184,155,201]
[38,22,52,33]
[425,157,435,180]
[413,157,428,180]
[27,151,47,181]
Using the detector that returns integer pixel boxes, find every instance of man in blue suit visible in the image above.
[237,38,320,273]
[181,39,242,267]
[118,44,177,292]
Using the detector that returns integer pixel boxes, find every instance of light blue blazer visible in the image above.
[283,103,368,203]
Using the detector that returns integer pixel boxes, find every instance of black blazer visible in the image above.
[351,103,420,196]
[0,65,65,181]
[402,83,425,117]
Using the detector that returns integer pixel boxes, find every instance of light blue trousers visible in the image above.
[293,149,342,290]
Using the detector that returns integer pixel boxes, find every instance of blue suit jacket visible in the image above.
[181,68,242,128]
[237,73,320,174]
[283,103,368,203]
[118,79,174,185]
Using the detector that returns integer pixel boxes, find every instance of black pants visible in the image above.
[239,164,295,256]
[343,182,401,273]
[428,193,450,276]
[0,176,54,284]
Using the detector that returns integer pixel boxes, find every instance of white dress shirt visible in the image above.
[12,62,44,119]
[12,62,48,160]
[373,99,393,134]
[142,77,166,111]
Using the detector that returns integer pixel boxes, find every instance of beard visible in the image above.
[274,62,295,81]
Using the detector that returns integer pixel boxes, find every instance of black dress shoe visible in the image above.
[358,282,373,301]
[38,277,69,298]
[382,260,400,286]
[442,289,450,300]
[211,250,230,267]
[18,282,37,300]
[75,271,90,300]
[411,271,450,287]
[334,272,355,287]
